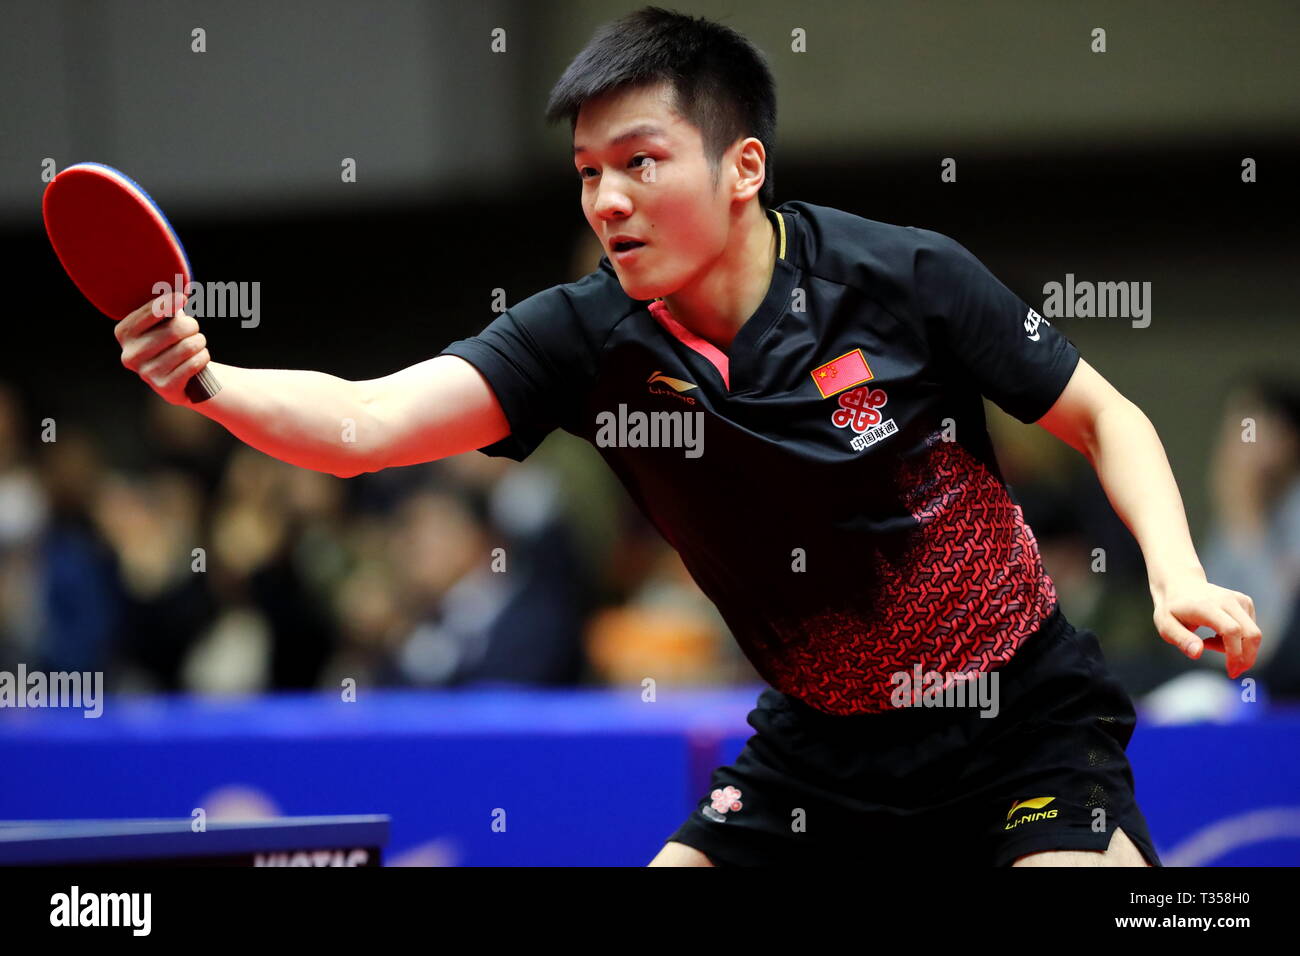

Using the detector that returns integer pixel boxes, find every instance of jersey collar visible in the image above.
[648,205,799,395]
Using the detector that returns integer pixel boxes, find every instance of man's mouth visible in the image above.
[612,240,646,253]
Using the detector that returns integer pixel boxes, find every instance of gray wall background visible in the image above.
[4,0,1296,215]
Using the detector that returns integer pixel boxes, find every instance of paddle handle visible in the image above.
[184,365,222,403]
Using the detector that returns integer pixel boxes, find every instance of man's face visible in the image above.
[573,81,732,300]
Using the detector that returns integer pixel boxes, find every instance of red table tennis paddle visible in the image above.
[42,162,221,403]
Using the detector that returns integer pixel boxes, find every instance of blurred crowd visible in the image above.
[995,371,1300,715]
[2,269,1299,709]
[0,377,766,694]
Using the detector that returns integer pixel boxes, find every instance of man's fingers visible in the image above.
[1193,604,1246,678]
[1156,612,1205,658]
[1222,601,1262,677]
[121,310,200,370]
[1201,636,1226,654]
[118,292,184,343]
[138,334,207,390]
[1233,590,1257,622]
[151,290,185,318]
[115,300,158,345]
[158,346,211,395]
[138,310,199,356]
[115,290,208,406]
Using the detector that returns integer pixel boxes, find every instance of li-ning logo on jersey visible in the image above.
[647,370,696,392]
[1005,796,1058,830]
[831,385,898,452]
[1024,308,1050,342]
[701,786,743,822]
[647,370,698,405]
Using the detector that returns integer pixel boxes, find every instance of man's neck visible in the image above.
[661,205,777,353]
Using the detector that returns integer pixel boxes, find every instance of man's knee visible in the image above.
[648,841,715,867]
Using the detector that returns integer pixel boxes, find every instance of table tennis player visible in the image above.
[112,7,1262,867]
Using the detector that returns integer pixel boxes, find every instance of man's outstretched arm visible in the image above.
[1034,358,1263,679]
[116,293,510,478]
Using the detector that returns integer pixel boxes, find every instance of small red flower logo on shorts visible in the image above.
[702,786,744,822]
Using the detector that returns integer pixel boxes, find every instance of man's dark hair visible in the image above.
[545,6,777,207]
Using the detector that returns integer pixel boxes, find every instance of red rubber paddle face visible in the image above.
[42,163,191,321]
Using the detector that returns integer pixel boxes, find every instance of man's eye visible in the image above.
[578,156,653,180]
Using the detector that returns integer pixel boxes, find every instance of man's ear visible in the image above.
[729,137,767,202]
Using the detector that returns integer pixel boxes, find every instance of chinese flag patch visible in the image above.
[811,348,874,399]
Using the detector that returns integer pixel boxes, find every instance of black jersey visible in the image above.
[440,201,1081,715]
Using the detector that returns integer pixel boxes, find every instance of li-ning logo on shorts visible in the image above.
[1024,308,1050,342]
[1005,796,1058,830]
[831,385,897,452]
[701,786,744,822]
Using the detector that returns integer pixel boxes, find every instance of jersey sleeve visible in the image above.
[439,283,603,462]
[911,228,1081,424]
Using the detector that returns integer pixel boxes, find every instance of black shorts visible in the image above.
[667,606,1162,867]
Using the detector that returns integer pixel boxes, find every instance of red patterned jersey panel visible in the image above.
[762,434,1058,715]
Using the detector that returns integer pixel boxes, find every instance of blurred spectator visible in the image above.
[94,468,215,690]
[0,385,50,670]
[33,427,123,676]
[586,541,752,687]
[145,400,231,498]
[0,386,47,549]
[1199,375,1300,698]
[369,454,592,688]
[198,448,342,693]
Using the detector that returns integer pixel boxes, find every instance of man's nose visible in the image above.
[593,183,632,220]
